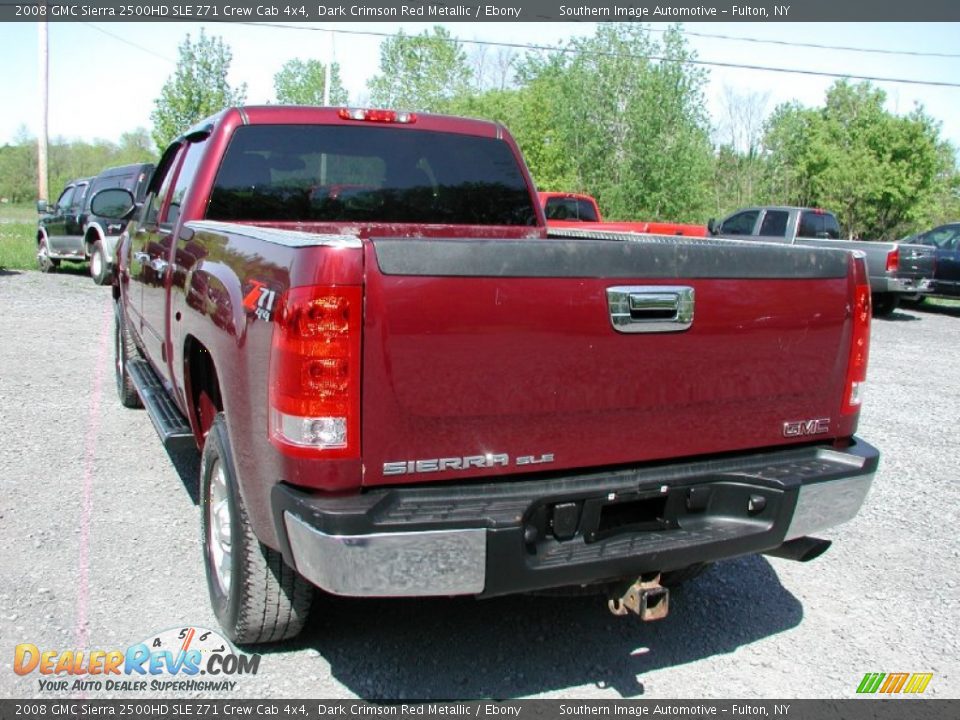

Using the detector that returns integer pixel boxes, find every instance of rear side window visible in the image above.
[798,211,841,239]
[207,125,536,225]
[71,183,89,213]
[720,210,759,236]
[544,197,599,221]
[758,210,789,237]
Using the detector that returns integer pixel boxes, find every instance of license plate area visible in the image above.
[587,492,678,542]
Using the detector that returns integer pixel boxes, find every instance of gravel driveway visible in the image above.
[0,270,956,699]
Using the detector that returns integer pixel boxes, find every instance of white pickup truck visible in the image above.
[708,206,936,316]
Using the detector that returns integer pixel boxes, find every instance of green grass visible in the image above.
[927,296,960,308]
[0,203,39,224]
[0,222,36,271]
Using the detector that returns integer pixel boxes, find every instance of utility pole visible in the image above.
[38,20,49,203]
[322,31,332,106]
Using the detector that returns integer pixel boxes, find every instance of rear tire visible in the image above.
[201,413,313,644]
[90,241,109,285]
[871,293,900,317]
[114,302,142,409]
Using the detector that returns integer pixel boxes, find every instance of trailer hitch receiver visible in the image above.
[607,574,670,621]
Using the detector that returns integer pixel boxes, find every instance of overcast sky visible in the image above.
[0,21,958,151]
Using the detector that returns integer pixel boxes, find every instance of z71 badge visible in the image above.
[383,452,555,476]
[242,279,278,321]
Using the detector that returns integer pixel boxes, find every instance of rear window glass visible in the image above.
[798,211,841,239]
[207,125,536,226]
[544,197,599,221]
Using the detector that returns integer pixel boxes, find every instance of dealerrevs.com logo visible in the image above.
[856,672,934,694]
[14,626,260,693]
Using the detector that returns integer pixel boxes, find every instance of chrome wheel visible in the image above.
[208,459,233,595]
[37,239,52,272]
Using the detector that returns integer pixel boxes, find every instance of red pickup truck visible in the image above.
[91,106,878,644]
[539,191,707,237]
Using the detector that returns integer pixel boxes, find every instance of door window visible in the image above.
[720,210,759,236]
[142,145,183,227]
[163,141,207,227]
[56,186,76,212]
[758,210,789,237]
[920,225,960,249]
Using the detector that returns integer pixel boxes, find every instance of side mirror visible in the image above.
[707,218,718,235]
[36,200,47,214]
[90,188,136,220]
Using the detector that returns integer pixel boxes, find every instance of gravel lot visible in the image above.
[1,270,957,700]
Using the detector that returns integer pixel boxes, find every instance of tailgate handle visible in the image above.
[607,286,695,334]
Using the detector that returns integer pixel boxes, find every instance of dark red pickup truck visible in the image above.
[91,106,879,644]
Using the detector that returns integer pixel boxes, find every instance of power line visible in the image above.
[234,21,960,90]
[83,23,176,64]
[648,27,960,60]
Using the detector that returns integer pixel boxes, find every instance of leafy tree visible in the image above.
[0,126,37,203]
[763,81,955,239]
[151,29,247,150]
[514,24,713,222]
[274,59,348,106]
[367,26,472,112]
[0,127,155,204]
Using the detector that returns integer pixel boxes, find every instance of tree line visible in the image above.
[4,24,957,239]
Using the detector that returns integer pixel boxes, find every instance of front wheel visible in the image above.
[201,413,313,644]
[37,239,60,273]
[90,241,109,285]
[114,302,142,409]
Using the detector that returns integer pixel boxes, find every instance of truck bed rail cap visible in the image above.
[186,220,362,249]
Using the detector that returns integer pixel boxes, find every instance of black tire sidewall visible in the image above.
[201,414,246,637]
[114,302,140,407]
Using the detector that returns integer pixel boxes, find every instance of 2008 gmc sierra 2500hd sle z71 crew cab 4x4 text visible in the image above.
[91,106,879,644]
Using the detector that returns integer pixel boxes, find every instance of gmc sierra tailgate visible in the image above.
[896,242,937,282]
[361,235,856,487]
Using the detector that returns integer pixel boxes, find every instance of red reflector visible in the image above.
[269,286,362,458]
[337,107,417,124]
[843,256,871,415]
[885,247,899,274]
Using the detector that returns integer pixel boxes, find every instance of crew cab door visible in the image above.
[45,184,77,254]
[64,181,89,255]
[127,144,183,378]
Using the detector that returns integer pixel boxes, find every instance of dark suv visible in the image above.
[37,163,154,284]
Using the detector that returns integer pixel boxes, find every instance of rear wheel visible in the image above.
[37,239,59,273]
[201,413,313,644]
[90,241,109,285]
[871,293,900,317]
[114,302,142,409]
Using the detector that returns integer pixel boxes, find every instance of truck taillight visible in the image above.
[269,286,361,458]
[885,247,899,273]
[338,107,417,124]
[843,256,871,415]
